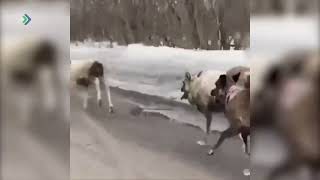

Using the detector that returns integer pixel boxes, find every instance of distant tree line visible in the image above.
[251,0,318,15]
[71,0,250,50]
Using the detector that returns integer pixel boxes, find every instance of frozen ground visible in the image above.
[70,85,250,180]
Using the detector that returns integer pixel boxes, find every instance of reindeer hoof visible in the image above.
[243,169,250,176]
[98,99,102,107]
[109,106,114,113]
[207,149,214,156]
[197,140,206,146]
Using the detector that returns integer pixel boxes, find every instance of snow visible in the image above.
[249,15,318,93]
[250,16,318,57]
[71,43,248,99]
[71,42,248,133]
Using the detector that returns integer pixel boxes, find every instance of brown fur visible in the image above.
[225,89,250,128]
[208,67,250,156]
[75,61,104,88]
[89,61,104,78]
[32,41,56,66]
[76,77,90,87]
[10,40,56,84]
[252,52,319,180]
[211,67,250,105]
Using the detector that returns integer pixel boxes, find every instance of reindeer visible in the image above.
[2,38,60,122]
[70,60,114,113]
[180,70,224,145]
[208,67,250,156]
[180,67,248,146]
[252,52,319,180]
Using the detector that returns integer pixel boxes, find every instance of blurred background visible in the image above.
[1,0,69,180]
[71,0,250,50]
[252,0,318,15]
[249,0,319,180]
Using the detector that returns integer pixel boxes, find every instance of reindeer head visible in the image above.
[89,61,104,78]
[180,72,192,100]
[210,72,241,104]
[180,71,203,100]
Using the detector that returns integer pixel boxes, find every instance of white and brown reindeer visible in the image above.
[2,38,60,122]
[70,60,114,113]
[208,67,250,157]
[180,67,248,146]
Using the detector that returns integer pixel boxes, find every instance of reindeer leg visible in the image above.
[197,112,212,146]
[99,77,114,113]
[106,83,114,113]
[94,77,102,107]
[82,87,89,109]
[240,128,250,156]
[208,127,238,155]
[240,131,251,176]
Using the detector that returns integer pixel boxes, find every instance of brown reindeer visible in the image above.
[252,52,320,180]
[208,67,250,156]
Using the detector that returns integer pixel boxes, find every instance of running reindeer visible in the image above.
[208,67,250,156]
[70,60,114,113]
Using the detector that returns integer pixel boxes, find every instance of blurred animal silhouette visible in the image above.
[252,52,320,180]
[2,38,59,122]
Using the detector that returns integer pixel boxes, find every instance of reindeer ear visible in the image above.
[197,71,203,78]
[216,74,227,88]
[232,72,241,83]
[185,72,191,81]
[266,66,280,86]
[218,74,227,88]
